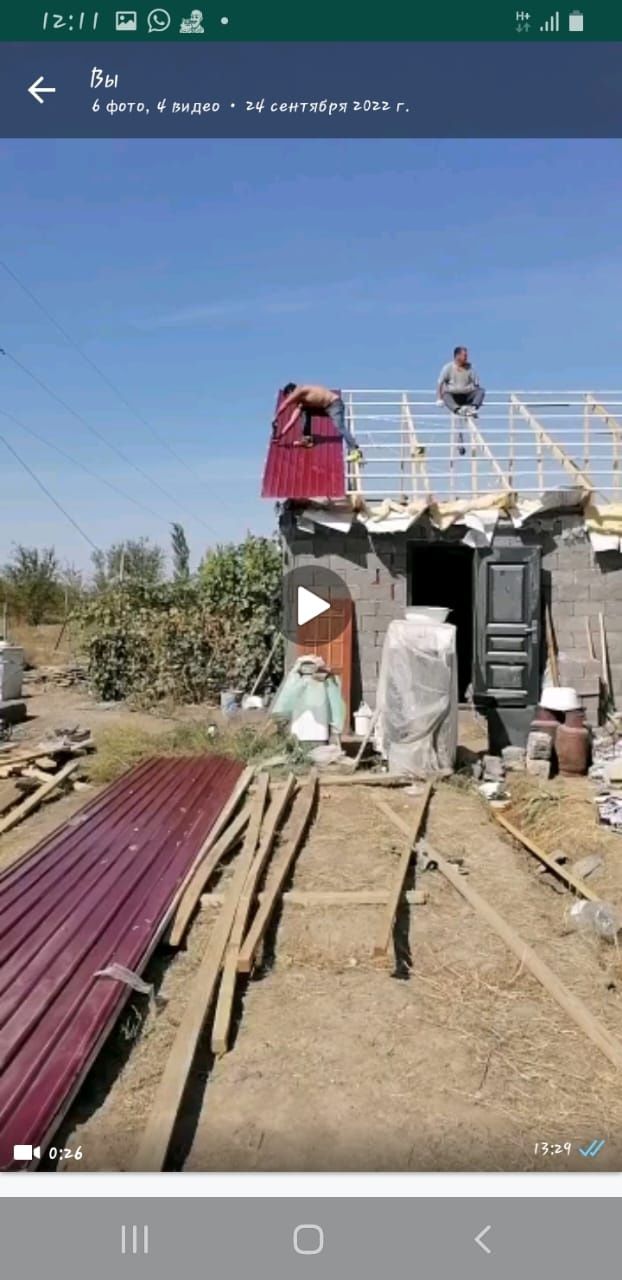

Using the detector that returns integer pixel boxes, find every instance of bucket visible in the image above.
[354,703,373,737]
[405,606,450,624]
[539,685,581,713]
[220,688,242,717]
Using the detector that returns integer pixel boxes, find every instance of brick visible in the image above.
[571,600,603,618]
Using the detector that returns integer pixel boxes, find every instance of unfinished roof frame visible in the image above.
[342,390,622,502]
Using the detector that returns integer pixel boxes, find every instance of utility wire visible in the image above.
[0,430,100,553]
[0,405,173,529]
[0,257,200,482]
[0,348,217,536]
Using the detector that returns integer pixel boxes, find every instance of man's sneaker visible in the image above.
[465,406,478,418]
[294,438,314,448]
[456,406,468,417]
[346,448,363,464]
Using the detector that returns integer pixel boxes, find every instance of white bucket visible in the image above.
[539,686,581,713]
[354,703,373,737]
[405,606,450,624]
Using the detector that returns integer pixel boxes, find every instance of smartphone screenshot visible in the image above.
[0,0,620,1266]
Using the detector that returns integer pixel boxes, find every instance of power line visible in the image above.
[0,348,217,537]
[0,430,100,553]
[0,257,201,482]
[0,405,173,530]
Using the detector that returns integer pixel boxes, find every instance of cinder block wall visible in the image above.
[281,511,622,719]
[281,521,406,709]
[537,514,622,719]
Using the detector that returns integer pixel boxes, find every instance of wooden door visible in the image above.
[296,597,354,726]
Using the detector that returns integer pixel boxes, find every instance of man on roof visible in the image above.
[436,346,486,419]
[272,384,363,463]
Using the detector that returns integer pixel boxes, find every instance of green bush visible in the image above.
[79,535,284,705]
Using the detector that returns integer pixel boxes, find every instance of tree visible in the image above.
[92,538,166,592]
[2,545,61,624]
[170,522,190,581]
[199,533,283,688]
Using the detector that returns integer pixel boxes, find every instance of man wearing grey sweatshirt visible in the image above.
[436,346,486,418]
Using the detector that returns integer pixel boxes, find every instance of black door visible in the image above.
[474,544,541,707]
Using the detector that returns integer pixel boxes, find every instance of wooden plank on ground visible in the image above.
[377,799,622,1073]
[0,780,22,815]
[0,759,80,836]
[165,802,250,948]
[373,780,433,957]
[236,772,318,976]
[203,888,429,908]
[131,773,270,1172]
[211,772,297,1055]
[319,772,415,788]
[492,811,601,902]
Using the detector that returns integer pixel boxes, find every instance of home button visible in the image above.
[293,1224,324,1256]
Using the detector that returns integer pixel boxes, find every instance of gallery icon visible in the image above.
[147,8,171,31]
[115,10,138,29]
[180,9,205,32]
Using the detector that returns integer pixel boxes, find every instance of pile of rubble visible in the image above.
[25,663,89,689]
[589,719,622,835]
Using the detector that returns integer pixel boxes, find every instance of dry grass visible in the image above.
[86,718,301,785]
[7,621,75,668]
[504,774,610,859]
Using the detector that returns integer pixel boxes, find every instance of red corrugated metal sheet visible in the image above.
[0,754,243,1170]
[261,390,346,500]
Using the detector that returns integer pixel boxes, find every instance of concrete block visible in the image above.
[557,660,585,686]
[571,600,603,618]
[357,600,379,619]
[526,758,551,780]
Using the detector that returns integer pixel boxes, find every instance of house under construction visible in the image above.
[262,389,622,744]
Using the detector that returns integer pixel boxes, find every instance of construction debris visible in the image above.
[526,758,552,780]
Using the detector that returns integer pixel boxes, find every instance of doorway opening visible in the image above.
[407,542,475,701]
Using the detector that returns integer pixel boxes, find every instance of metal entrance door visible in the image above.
[474,544,541,706]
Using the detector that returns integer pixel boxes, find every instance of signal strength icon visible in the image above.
[540,10,560,29]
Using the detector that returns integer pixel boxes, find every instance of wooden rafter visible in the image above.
[587,394,622,495]
[401,393,430,495]
[510,395,593,491]
[467,420,510,490]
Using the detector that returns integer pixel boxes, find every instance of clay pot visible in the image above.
[565,708,586,729]
[556,722,590,776]
[530,705,563,741]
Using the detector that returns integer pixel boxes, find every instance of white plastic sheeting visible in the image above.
[376,619,458,776]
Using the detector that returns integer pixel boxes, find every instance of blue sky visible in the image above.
[1,137,621,573]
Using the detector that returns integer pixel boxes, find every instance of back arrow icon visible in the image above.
[28,76,57,104]
[475,1225,492,1255]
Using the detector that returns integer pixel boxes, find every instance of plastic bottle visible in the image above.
[569,899,621,941]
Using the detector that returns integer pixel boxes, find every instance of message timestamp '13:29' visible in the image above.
[534,1142,572,1156]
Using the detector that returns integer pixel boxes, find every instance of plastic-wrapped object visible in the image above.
[271,655,346,742]
[569,899,621,942]
[376,619,458,775]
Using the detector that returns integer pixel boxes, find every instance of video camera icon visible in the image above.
[13,1144,41,1160]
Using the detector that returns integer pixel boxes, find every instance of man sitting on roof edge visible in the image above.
[272,383,363,463]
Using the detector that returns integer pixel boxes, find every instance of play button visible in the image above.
[297,585,331,627]
[280,565,352,645]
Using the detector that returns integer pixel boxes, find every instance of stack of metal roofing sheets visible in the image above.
[0,754,243,1169]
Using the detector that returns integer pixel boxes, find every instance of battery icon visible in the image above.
[568,10,584,30]
[13,1144,41,1161]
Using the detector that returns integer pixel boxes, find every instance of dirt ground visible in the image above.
[4,685,622,1174]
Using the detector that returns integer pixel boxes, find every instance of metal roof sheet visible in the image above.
[0,753,243,1170]
[261,391,346,500]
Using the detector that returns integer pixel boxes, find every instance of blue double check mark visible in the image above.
[579,1139,606,1158]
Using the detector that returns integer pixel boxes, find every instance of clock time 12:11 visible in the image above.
[42,12,100,30]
